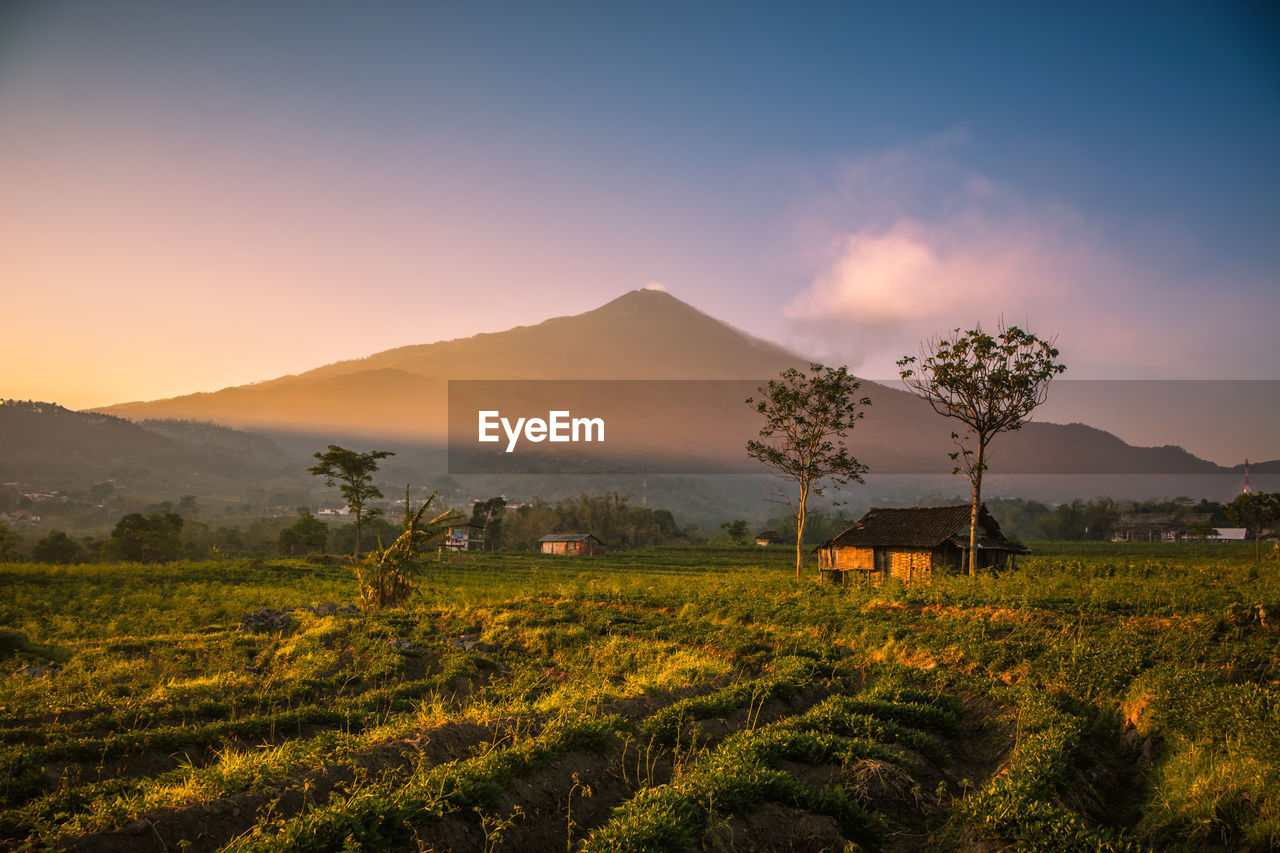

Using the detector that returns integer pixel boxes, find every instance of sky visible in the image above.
[2,2,1278,421]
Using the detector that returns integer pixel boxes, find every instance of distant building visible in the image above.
[1112,513,1212,543]
[444,523,485,551]
[814,504,1025,586]
[1208,528,1248,542]
[539,533,605,556]
[754,530,783,547]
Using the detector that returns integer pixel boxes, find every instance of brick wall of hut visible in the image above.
[819,546,944,585]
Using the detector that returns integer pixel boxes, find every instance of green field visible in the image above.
[1,544,1276,851]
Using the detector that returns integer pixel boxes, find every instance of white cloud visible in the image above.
[643,281,667,291]
[780,140,1261,379]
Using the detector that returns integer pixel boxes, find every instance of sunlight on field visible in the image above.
[0,543,1276,851]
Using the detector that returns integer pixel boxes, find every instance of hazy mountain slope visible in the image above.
[0,400,293,491]
[100,290,807,437]
[1,401,177,466]
[94,289,1238,476]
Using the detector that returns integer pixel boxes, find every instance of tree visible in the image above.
[307,445,394,557]
[747,364,870,581]
[470,497,507,551]
[88,482,115,504]
[898,324,1065,576]
[104,511,184,563]
[33,530,82,564]
[1184,519,1219,557]
[720,519,749,545]
[279,511,329,557]
[177,494,198,517]
[356,487,463,609]
[0,521,15,563]
[1225,491,1280,564]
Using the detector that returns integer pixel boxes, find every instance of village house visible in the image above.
[444,522,485,552]
[814,504,1026,586]
[1111,512,1213,543]
[755,530,783,547]
[538,533,605,556]
[0,509,40,526]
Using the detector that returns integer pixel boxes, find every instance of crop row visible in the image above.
[222,712,621,852]
[586,683,961,851]
[0,653,487,814]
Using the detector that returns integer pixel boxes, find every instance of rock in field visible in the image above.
[240,608,292,633]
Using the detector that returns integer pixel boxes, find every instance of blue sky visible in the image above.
[2,0,1277,411]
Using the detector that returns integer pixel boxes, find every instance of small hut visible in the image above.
[814,504,1025,586]
[538,533,606,556]
[755,530,783,547]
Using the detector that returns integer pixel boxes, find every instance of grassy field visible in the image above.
[1,543,1276,851]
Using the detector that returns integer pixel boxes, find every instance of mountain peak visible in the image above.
[97,289,809,433]
[588,287,692,312]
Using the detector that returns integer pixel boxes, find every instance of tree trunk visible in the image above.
[795,483,808,583]
[968,438,987,578]
[353,513,362,558]
[967,490,980,578]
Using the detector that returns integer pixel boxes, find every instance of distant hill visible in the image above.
[1230,460,1280,474]
[0,400,293,495]
[95,289,1238,478]
[1,400,177,464]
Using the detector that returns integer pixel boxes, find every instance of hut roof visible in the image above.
[1116,512,1212,528]
[538,533,603,544]
[815,504,1024,552]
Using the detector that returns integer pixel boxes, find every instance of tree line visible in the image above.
[1,489,694,564]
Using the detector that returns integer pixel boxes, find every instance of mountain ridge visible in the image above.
[93,289,1245,476]
[99,289,810,437]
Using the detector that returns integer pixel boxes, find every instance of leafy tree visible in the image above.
[104,511,184,563]
[760,507,857,550]
[357,487,463,609]
[502,493,688,550]
[0,520,15,563]
[987,498,1051,542]
[176,494,198,517]
[899,324,1065,576]
[470,496,508,550]
[328,518,398,558]
[1225,491,1280,564]
[1184,519,1219,557]
[1034,498,1118,541]
[720,519,749,545]
[33,530,82,564]
[747,364,870,581]
[88,482,115,504]
[279,511,329,557]
[307,445,394,557]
